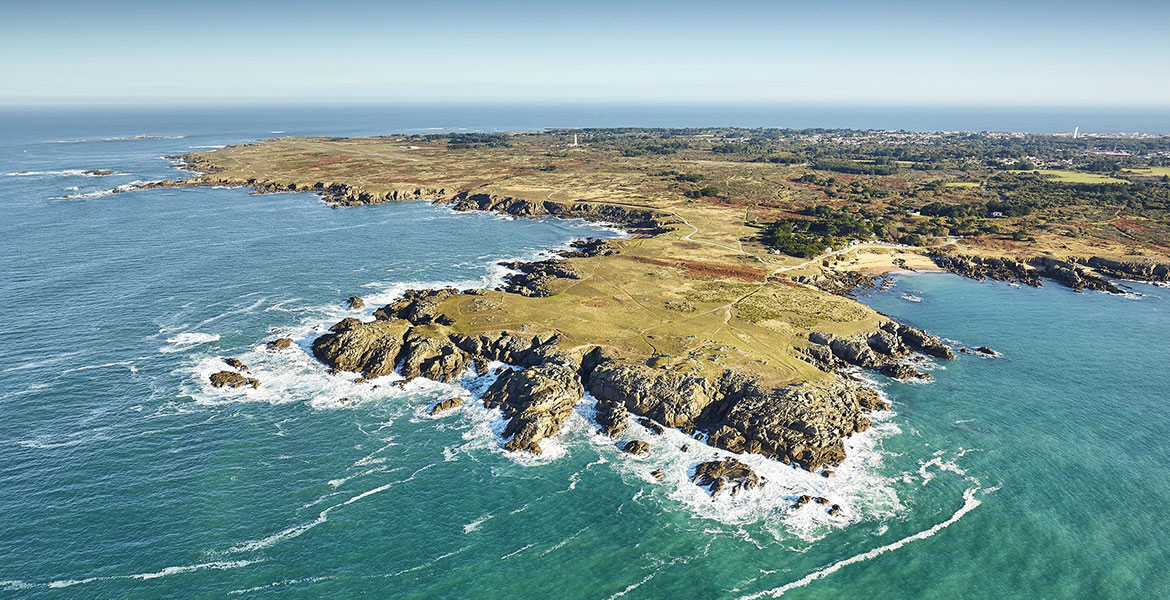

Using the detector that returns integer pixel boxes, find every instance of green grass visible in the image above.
[1124,166,1170,178]
[1011,169,1130,184]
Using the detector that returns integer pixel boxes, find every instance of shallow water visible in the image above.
[1,108,1168,599]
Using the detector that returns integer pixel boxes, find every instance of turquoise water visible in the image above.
[2,108,1168,599]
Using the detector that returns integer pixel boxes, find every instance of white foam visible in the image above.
[224,464,435,554]
[103,134,185,141]
[738,486,988,599]
[31,559,260,590]
[463,513,493,533]
[572,392,904,543]
[500,542,536,560]
[162,332,220,352]
[5,168,127,177]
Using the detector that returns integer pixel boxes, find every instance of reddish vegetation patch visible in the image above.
[584,298,613,307]
[1113,218,1148,232]
[633,256,766,282]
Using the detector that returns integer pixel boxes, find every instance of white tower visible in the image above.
[1073,126,1079,140]
[571,133,579,147]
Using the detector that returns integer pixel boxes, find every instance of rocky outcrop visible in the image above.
[691,459,762,497]
[794,270,884,298]
[804,320,952,380]
[622,440,651,456]
[429,397,465,415]
[588,362,719,434]
[397,329,470,383]
[209,371,259,389]
[880,321,956,360]
[928,253,1039,286]
[1028,257,1123,294]
[566,237,622,258]
[929,252,1127,294]
[594,397,630,437]
[442,193,675,236]
[703,377,879,471]
[499,259,580,297]
[1075,257,1170,283]
[312,318,412,378]
[221,357,248,371]
[345,296,365,310]
[266,337,294,350]
[372,288,462,324]
[481,360,584,454]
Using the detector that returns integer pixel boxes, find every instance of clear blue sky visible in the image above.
[2,0,1167,106]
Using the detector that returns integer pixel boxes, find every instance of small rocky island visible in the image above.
[168,129,1169,498]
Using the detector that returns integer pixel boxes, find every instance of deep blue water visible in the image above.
[1,107,1168,599]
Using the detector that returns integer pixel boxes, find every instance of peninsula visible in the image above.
[168,128,1170,491]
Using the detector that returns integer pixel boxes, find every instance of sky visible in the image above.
[2,0,1167,106]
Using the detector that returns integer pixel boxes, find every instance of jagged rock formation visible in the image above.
[566,237,621,258]
[803,320,954,381]
[594,397,630,437]
[499,259,580,297]
[209,371,259,389]
[345,296,365,310]
[481,359,584,454]
[691,459,762,497]
[929,253,1125,293]
[1074,257,1170,283]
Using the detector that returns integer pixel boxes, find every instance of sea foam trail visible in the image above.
[223,464,436,554]
[0,560,261,591]
[738,486,989,599]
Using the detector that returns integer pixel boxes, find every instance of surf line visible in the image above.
[739,486,991,599]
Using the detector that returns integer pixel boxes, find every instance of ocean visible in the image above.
[1,106,1168,599]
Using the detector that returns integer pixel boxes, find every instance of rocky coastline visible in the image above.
[925,252,1170,293]
[177,151,966,500]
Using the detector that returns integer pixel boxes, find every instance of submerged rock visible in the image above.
[691,458,761,497]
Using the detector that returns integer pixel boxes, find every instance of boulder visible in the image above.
[266,337,294,350]
[622,440,651,456]
[345,296,365,310]
[221,357,248,371]
[209,371,259,389]
[429,397,465,415]
[691,458,762,497]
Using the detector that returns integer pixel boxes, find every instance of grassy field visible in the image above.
[1125,166,1170,177]
[1010,169,1130,184]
